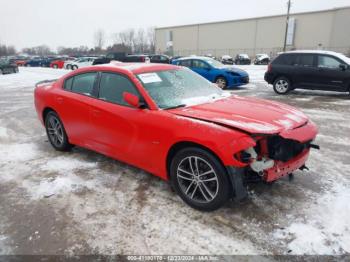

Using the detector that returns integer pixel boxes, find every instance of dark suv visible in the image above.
[264,51,350,94]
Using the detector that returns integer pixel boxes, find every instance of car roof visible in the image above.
[92,62,180,74]
[283,50,350,64]
[175,56,213,61]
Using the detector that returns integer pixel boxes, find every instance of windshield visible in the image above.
[202,58,225,68]
[136,68,228,109]
[337,53,350,65]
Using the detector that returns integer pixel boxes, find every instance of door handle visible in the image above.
[56,97,64,104]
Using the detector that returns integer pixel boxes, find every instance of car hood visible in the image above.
[222,67,248,76]
[169,95,309,135]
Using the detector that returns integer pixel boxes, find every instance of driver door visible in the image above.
[191,59,212,80]
[89,72,157,169]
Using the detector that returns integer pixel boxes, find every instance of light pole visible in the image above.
[283,0,292,52]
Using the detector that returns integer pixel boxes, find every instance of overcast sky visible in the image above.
[0,0,349,51]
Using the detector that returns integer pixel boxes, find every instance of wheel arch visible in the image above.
[166,141,226,180]
[42,107,56,123]
[273,74,293,86]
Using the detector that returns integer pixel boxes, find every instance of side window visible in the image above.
[71,72,97,95]
[192,60,209,68]
[98,72,139,106]
[273,54,295,65]
[64,77,73,90]
[106,54,114,59]
[318,55,342,69]
[295,54,314,67]
[179,60,192,67]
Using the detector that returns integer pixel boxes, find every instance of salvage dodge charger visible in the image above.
[34,63,318,211]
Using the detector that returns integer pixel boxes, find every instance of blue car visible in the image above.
[172,56,249,89]
[24,57,54,67]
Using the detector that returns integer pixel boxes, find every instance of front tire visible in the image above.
[215,76,227,89]
[72,65,78,70]
[45,111,72,151]
[170,147,231,211]
[273,76,291,95]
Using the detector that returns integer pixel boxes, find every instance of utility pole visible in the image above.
[283,0,292,52]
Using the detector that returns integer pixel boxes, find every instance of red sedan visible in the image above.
[50,57,75,69]
[34,63,318,211]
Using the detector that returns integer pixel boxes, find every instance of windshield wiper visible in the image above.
[164,104,187,110]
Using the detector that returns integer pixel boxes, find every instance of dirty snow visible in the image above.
[0,66,349,256]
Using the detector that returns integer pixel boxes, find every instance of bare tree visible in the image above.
[134,28,146,53]
[118,29,135,52]
[94,29,106,50]
[147,27,155,53]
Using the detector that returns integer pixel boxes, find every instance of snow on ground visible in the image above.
[0,66,349,255]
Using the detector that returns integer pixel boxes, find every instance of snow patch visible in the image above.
[41,156,97,173]
[0,142,38,162]
[274,183,350,254]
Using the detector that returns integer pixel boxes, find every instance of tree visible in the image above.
[147,27,155,53]
[94,29,106,50]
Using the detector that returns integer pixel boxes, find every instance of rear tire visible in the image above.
[66,64,72,70]
[71,65,78,70]
[170,147,231,211]
[273,76,291,95]
[45,111,72,151]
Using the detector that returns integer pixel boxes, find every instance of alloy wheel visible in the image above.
[47,115,64,147]
[275,79,289,93]
[176,156,219,203]
[215,78,227,89]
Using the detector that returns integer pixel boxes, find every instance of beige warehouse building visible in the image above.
[155,6,350,58]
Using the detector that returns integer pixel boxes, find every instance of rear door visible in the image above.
[292,54,318,89]
[315,54,348,91]
[55,72,98,145]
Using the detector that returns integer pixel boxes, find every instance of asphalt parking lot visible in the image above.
[0,66,349,255]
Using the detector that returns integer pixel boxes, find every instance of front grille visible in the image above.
[267,136,311,162]
[242,76,249,83]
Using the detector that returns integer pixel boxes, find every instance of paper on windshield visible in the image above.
[138,73,162,84]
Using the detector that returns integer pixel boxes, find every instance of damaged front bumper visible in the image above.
[228,120,319,200]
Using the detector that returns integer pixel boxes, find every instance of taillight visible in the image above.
[267,63,272,72]
[141,57,145,62]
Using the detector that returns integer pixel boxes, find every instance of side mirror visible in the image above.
[123,92,142,108]
[339,64,347,71]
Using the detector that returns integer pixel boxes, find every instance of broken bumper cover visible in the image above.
[264,148,310,182]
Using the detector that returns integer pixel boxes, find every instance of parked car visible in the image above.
[69,57,96,70]
[264,50,350,94]
[170,56,183,64]
[50,57,76,69]
[24,57,54,67]
[92,52,150,65]
[221,55,234,65]
[15,59,28,67]
[34,63,318,211]
[254,54,270,65]
[149,54,170,64]
[63,58,79,70]
[235,54,251,65]
[0,59,19,74]
[172,56,249,88]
